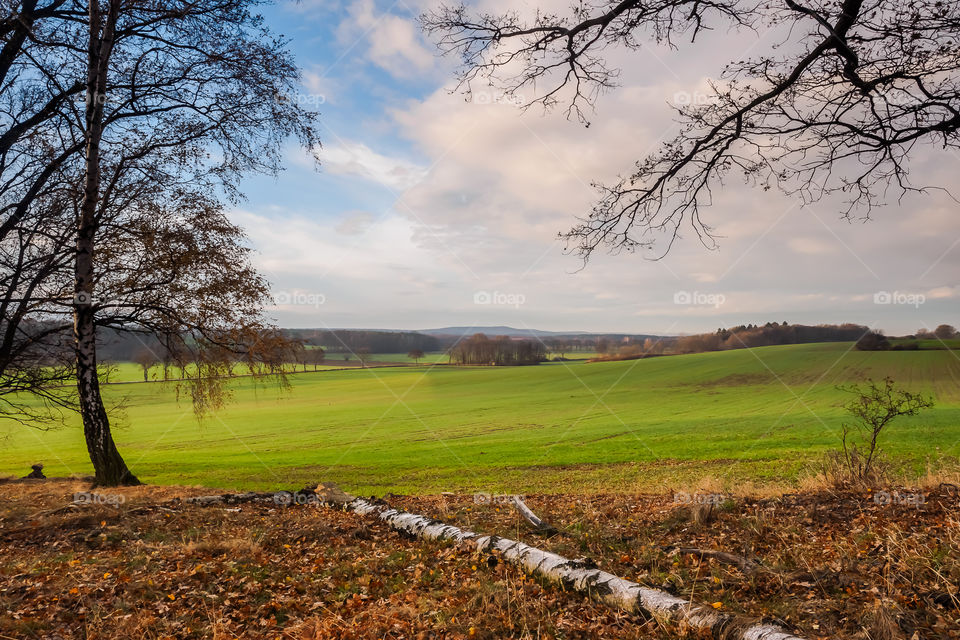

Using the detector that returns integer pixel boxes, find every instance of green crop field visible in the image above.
[339,352,451,364]
[2,342,958,494]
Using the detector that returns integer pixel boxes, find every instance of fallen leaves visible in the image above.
[1,481,958,639]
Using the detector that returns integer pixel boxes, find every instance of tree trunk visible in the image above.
[75,0,138,487]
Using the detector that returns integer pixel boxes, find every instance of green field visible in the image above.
[2,342,958,494]
[334,352,451,364]
[86,362,347,384]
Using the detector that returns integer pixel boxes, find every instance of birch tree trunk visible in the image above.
[75,0,138,487]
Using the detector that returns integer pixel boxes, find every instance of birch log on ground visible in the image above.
[511,495,560,536]
[186,490,809,640]
[350,499,805,640]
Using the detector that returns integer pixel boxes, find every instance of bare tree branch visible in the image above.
[424,0,960,259]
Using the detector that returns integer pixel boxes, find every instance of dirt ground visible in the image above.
[1,479,958,639]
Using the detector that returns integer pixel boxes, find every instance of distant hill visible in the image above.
[420,326,659,339]
[420,326,582,338]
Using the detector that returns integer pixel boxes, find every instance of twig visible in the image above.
[665,546,762,574]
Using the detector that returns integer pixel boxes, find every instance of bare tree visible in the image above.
[408,348,425,364]
[834,377,934,486]
[423,1,960,258]
[357,347,371,368]
[306,347,325,371]
[49,0,318,485]
[596,337,610,354]
[132,348,157,382]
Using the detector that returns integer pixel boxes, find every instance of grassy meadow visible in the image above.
[2,342,958,494]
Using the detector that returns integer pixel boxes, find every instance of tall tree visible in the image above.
[423,0,960,258]
[65,0,318,485]
[76,0,128,484]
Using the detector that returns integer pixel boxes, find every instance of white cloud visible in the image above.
[319,141,428,190]
[335,210,377,235]
[341,0,436,79]
[236,4,960,334]
[301,70,338,105]
[788,237,837,255]
[926,286,958,300]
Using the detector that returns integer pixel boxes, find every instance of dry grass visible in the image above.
[0,481,676,639]
[183,535,263,558]
[392,486,960,639]
[2,480,958,639]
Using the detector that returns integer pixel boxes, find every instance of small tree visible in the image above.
[132,349,158,382]
[832,377,934,487]
[408,349,425,364]
[288,341,308,372]
[357,348,371,368]
[934,324,957,340]
[552,340,568,359]
[855,332,891,351]
[307,348,325,371]
[596,338,610,354]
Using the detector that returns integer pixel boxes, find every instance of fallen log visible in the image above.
[511,495,560,536]
[185,489,807,640]
[351,498,804,640]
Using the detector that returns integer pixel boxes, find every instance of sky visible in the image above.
[237,0,959,336]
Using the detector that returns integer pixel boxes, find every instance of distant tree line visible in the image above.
[285,330,439,354]
[856,325,958,351]
[597,323,879,360]
[24,326,326,382]
[449,334,546,366]
[692,322,870,352]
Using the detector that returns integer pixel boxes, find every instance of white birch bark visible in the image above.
[185,491,809,640]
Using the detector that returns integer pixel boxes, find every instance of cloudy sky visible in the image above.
[240,0,959,336]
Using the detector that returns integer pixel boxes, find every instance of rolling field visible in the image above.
[1,342,959,494]
[327,351,451,364]
[100,361,349,383]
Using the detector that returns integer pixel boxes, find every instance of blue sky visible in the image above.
[232,0,959,336]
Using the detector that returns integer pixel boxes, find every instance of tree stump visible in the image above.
[23,464,45,479]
